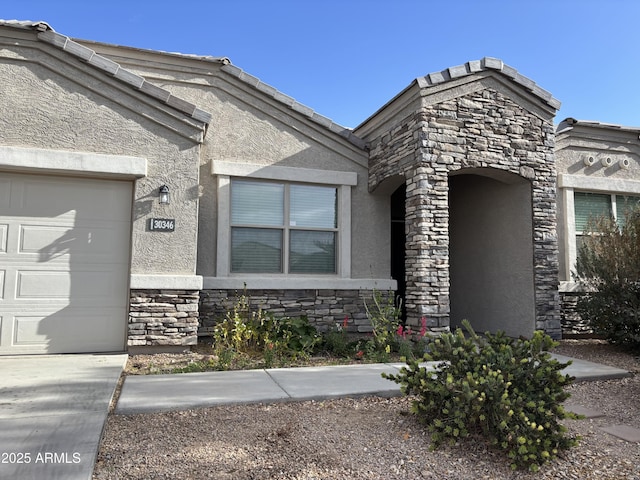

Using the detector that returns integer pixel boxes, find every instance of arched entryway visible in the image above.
[448,169,535,337]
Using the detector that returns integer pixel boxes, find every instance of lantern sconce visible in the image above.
[158,185,170,205]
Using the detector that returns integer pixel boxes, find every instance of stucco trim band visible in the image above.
[203,276,396,290]
[212,161,358,186]
[0,145,147,178]
[130,274,204,290]
[558,174,640,194]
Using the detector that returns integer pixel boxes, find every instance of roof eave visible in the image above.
[0,19,212,126]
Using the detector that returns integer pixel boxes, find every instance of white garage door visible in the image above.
[0,173,132,354]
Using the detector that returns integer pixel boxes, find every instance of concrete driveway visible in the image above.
[0,354,126,480]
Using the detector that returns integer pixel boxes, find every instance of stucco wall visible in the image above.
[449,173,535,337]
[102,52,392,283]
[0,34,203,277]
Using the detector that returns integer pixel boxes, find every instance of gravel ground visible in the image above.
[93,340,640,480]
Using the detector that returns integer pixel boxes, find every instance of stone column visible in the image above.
[404,166,450,331]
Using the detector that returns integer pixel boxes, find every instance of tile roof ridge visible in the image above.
[0,19,53,32]
[416,56,561,111]
[220,63,366,150]
[0,19,211,125]
[557,117,640,134]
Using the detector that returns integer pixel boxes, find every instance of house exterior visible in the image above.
[555,118,640,334]
[0,20,632,354]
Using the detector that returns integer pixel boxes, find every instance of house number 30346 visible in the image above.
[149,218,176,232]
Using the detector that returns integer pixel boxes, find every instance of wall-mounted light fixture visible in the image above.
[158,185,170,205]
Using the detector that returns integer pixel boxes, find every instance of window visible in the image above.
[574,192,640,230]
[574,192,640,248]
[230,179,338,274]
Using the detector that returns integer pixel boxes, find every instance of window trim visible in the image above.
[214,162,355,279]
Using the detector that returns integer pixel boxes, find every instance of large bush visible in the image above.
[383,320,580,471]
[575,207,640,350]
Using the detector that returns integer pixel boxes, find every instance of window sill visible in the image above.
[202,276,397,291]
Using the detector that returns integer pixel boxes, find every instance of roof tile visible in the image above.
[37,30,67,48]
[448,64,469,79]
[467,60,483,73]
[481,57,503,70]
[166,95,196,116]
[428,71,447,84]
[416,57,560,111]
[114,68,144,88]
[63,40,94,61]
[88,54,119,75]
[139,81,171,103]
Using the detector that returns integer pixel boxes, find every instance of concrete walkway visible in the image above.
[0,354,127,480]
[0,352,632,480]
[116,354,630,415]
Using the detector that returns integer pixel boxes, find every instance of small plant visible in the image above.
[321,319,352,357]
[211,288,321,369]
[383,320,581,472]
[364,290,403,354]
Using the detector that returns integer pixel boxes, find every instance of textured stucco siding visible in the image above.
[0,37,203,277]
[106,57,391,282]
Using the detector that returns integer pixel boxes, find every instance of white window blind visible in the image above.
[231,181,284,226]
[290,185,337,228]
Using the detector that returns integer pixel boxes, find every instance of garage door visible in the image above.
[0,173,132,354]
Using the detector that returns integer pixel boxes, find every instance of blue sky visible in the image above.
[4,1,640,128]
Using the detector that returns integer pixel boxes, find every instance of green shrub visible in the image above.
[212,289,320,368]
[575,208,640,350]
[383,320,580,472]
[321,325,353,357]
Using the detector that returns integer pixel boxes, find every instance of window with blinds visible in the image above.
[230,179,337,274]
[615,195,640,227]
[574,192,611,233]
[574,192,640,232]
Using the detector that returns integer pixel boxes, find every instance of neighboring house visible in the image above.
[0,20,632,355]
[555,118,640,334]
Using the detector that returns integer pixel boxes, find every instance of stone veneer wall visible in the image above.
[368,89,561,337]
[199,289,395,336]
[559,292,593,336]
[128,290,200,348]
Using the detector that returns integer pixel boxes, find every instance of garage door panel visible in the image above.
[8,310,125,354]
[13,315,48,346]
[16,271,71,299]
[0,179,10,208]
[0,172,132,355]
[22,178,132,221]
[15,269,126,302]
[0,224,7,252]
[18,224,128,260]
[19,224,74,255]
